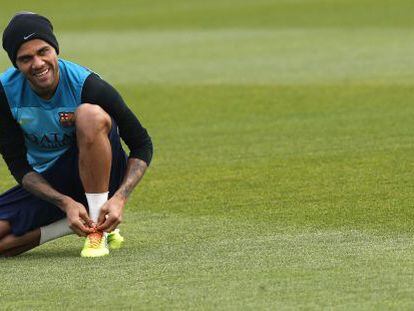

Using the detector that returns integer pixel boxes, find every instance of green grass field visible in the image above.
[1,0,414,309]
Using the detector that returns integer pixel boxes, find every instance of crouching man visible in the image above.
[0,12,152,257]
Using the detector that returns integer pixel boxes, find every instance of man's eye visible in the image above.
[39,48,49,55]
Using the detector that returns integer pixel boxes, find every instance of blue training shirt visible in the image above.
[0,59,92,173]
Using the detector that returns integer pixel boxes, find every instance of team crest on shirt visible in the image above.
[58,112,75,127]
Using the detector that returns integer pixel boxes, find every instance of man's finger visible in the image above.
[79,211,96,229]
[75,220,94,235]
[97,216,114,231]
[78,208,91,222]
[96,220,110,231]
[68,218,84,236]
[70,224,86,237]
[97,210,107,227]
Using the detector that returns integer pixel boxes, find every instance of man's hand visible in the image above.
[95,158,147,233]
[63,197,94,236]
[21,172,94,236]
[96,195,125,232]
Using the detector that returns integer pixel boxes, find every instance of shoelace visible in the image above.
[87,232,104,248]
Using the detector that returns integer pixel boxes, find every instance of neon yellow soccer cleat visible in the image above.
[107,229,124,250]
[81,231,109,258]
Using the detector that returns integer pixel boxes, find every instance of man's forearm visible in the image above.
[21,171,70,211]
[22,158,147,211]
[114,158,148,202]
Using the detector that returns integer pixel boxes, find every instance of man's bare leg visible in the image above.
[0,230,40,257]
[2,243,38,257]
[75,103,112,193]
[0,220,11,239]
[0,224,40,257]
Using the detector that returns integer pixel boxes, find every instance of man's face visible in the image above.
[15,39,59,99]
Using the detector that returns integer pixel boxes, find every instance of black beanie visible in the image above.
[2,12,59,68]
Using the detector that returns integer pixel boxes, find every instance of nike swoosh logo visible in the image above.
[23,33,36,40]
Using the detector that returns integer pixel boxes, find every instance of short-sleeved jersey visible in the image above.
[0,59,91,172]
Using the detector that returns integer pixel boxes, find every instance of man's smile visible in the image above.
[34,68,49,77]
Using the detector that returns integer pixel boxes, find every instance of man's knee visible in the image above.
[75,104,111,143]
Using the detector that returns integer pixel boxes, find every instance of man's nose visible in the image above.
[32,56,45,69]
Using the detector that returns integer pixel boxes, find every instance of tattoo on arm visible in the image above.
[22,171,68,210]
[116,158,147,201]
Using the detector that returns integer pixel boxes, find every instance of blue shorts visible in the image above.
[0,122,127,236]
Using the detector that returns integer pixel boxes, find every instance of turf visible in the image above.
[1,0,414,309]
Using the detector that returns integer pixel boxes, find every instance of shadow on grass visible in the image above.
[15,248,80,259]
